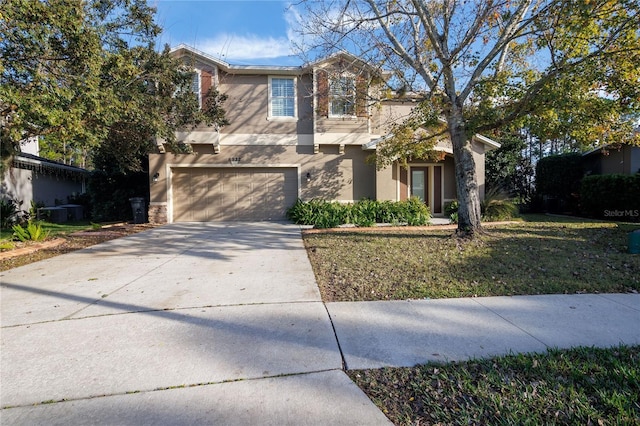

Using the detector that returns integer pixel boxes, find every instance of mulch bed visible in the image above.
[0,223,158,272]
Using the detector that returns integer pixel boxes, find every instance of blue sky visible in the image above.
[151,1,302,65]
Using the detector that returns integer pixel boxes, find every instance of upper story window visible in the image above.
[191,69,202,108]
[269,76,297,120]
[329,75,355,117]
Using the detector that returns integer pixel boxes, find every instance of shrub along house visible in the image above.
[148,45,499,223]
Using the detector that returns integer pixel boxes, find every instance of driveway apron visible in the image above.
[0,222,391,425]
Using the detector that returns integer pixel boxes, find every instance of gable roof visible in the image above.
[171,44,303,75]
[171,44,392,79]
[308,51,369,68]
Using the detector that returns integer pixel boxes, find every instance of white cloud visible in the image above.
[197,33,293,61]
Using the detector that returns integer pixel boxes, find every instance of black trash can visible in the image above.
[129,197,146,224]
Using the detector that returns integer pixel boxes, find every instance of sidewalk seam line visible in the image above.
[595,293,640,312]
[323,303,348,370]
[0,369,345,410]
[1,300,324,329]
[470,298,550,348]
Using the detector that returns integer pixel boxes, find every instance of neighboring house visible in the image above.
[1,137,87,211]
[148,45,499,223]
[583,144,640,176]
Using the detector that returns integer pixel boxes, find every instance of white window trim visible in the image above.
[268,76,298,122]
[328,72,357,118]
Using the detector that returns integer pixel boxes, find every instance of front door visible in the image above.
[409,166,443,214]
[410,167,429,202]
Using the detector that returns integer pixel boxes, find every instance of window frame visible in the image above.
[328,74,356,118]
[268,76,298,121]
[191,69,202,109]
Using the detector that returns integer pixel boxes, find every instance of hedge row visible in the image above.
[580,174,640,221]
[286,197,431,228]
[536,153,584,199]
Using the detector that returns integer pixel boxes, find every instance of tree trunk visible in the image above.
[447,109,482,237]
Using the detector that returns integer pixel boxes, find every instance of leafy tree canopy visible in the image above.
[294,0,640,234]
[0,0,228,173]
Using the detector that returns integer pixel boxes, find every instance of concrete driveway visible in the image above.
[0,222,390,425]
[3,222,639,424]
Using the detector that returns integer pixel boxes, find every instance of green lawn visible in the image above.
[304,215,640,425]
[303,215,640,301]
[0,221,94,242]
[350,345,640,425]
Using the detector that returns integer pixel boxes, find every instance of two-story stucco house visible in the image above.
[148,45,499,223]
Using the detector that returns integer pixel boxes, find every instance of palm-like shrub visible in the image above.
[1,198,22,229]
[12,221,49,242]
[481,188,518,221]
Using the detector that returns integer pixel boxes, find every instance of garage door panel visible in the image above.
[173,167,298,222]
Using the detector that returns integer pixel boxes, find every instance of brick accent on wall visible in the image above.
[148,203,167,224]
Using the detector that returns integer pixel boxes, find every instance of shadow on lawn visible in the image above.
[305,220,640,301]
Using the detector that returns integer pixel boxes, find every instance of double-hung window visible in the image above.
[191,69,202,108]
[269,77,297,119]
[329,75,355,117]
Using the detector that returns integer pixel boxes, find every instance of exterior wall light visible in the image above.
[152,172,160,183]
[306,172,311,182]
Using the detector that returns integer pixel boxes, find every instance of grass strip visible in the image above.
[0,221,94,241]
[349,345,640,425]
[303,216,640,301]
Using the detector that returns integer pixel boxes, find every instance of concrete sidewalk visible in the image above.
[327,293,640,369]
[1,222,639,425]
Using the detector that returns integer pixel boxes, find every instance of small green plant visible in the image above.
[286,199,347,227]
[449,211,459,223]
[1,197,23,229]
[91,222,102,230]
[444,200,459,223]
[314,201,349,228]
[29,200,45,220]
[12,221,50,242]
[481,188,518,221]
[287,197,431,228]
[0,240,15,251]
[403,197,431,226]
[350,198,378,227]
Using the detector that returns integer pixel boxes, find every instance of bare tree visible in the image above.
[293,0,640,236]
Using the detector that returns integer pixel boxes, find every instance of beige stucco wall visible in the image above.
[158,49,497,222]
[149,144,376,207]
[378,100,416,135]
[375,165,396,201]
[471,139,486,200]
[372,149,480,208]
[216,73,314,136]
[315,117,369,140]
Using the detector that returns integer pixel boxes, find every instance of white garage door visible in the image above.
[172,167,298,222]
